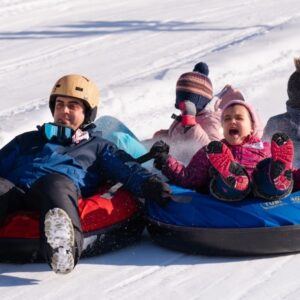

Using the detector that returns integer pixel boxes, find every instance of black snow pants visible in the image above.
[0,173,83,263]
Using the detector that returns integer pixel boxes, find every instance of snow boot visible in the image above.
[44,208,75,274]
[252,133,294,201]
[207,141,250,201]
[270,132,294,191]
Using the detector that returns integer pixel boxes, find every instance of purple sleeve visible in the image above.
[161,147,210,189]
[293,168,300,191]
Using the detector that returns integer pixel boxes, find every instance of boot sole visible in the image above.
[271,133,294,168]
[271,133,294,191]
[207,141,249,191]
[44,208,75,274]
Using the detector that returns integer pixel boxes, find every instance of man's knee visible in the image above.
[31,173,79,198]
[28,173,80,211]
[34,173,75,188]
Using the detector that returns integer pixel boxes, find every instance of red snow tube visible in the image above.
[0,186,145,262]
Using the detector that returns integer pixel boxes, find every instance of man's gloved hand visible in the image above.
[178,101,197,133]
[149,140,170,170]
[142,177,173,207]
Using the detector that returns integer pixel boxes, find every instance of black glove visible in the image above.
[149,140,170,170]
[142,177,173,207]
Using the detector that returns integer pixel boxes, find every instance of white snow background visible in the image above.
[1,0,300,299]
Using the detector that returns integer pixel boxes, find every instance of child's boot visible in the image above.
[253,133,294,201]
[270,132,294,191]
[207,141,250,201]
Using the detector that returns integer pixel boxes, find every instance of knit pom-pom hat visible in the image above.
[175,67,213,111]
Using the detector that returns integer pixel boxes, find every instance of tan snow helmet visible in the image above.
[49,74,100,124]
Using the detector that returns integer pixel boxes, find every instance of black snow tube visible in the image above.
[147,218,300,256]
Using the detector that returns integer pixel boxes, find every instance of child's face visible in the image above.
[222,104,254,145]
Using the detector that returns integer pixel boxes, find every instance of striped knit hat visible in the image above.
[175,71,213,111]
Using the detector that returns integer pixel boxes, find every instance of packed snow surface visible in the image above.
[1,1,300,299]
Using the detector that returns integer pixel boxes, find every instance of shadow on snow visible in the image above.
[0,20,273,40]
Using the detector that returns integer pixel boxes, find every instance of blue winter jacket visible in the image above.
[0,126,152,197]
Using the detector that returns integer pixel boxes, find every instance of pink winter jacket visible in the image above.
[161,135,271,190]
[151,110,222,164]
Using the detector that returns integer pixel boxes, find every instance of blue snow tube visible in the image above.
[146,186,300,256]
[94,116,300,256]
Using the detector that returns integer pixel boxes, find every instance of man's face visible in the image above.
[53,96,85,130]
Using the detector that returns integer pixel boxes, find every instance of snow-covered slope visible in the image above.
[1,1,300,299]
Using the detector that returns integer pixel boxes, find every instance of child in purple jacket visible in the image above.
[150,100,296,201]
[263,58,300,168]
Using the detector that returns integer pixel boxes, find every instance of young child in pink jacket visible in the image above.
[150,100,297,201]
[146,62,245,164]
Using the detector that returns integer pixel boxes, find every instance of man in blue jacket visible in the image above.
[0,74,172,274]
